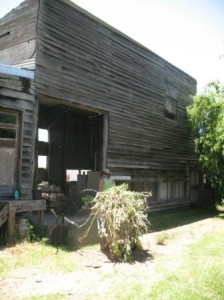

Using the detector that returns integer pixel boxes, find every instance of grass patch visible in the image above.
[113,283,145,300]
[1,207,223,299]
[22,293,67,300]
[156,232,172,245]
[0,242,78,278]
[113,229,224,300]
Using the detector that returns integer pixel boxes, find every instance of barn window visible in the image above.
[165,96,177,119]
[0,128,16,139]
[66,169,90,182]
[38,155,47,169]
[160,181,172,200]
[174,181,186,199]
[38,129,48,169]
[160,180,186,200]
[0,112,16,124]
[38,128,48,142]
[165,82,178,120]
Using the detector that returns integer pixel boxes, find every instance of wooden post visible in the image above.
[7,209,16,242]
[186,161,191,200]
[102,113,108,170]
[36,210,44,226]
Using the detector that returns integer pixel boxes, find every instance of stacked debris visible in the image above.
[37,182,67,212]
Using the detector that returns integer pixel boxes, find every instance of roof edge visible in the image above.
[0,64,34,79]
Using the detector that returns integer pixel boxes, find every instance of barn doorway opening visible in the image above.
[35,104,106,211]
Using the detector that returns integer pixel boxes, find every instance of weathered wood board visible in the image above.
[0,0,199,210]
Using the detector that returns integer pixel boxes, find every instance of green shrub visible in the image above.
[81,195,94,208]
[15,220,48,243]
[28,221,48,242]
[156,232,170,245]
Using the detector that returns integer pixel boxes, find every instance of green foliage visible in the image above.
[27,221,48,243]
[14,220,48,244]
[187,81,224,197]
[81,195,94,208]
[82,184,150,262]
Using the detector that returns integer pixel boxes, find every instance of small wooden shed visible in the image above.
[0,65,45,238]
[0,0,199,211]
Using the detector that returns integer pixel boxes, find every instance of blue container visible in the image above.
[14,190,19,200]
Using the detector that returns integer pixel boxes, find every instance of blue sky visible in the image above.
[1,0,224,93]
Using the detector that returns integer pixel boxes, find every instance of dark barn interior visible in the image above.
[35,103,104,209]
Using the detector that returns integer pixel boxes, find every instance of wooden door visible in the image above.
[0,109,19,197]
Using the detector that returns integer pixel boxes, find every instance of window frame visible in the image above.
[164,81,178,120]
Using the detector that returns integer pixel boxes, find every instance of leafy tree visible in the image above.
[187,81,224,198]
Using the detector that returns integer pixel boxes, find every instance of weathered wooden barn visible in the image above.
[0,0,199,212]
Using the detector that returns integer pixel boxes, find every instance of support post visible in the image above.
[102,113,108,170]
[36,210,44,226]
[7,209,16,242]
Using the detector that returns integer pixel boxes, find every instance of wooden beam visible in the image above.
[7,199,46,213]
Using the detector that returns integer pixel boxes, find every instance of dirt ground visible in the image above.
[0,216,223,300]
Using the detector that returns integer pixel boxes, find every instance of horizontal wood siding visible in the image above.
[0,73,37,199]
[0,0,38,67]
[35,0,197,175]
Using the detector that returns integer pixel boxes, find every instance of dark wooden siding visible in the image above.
[0,71,37,199]
[35,0,197,174]
[0,0,38,69]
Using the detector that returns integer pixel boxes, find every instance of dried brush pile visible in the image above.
[82,184,151,262]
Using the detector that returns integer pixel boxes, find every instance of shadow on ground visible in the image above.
[132,248,153,263]
[149,206,218,233]
[46,205,220,253]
